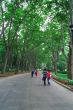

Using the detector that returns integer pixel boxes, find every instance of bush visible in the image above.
[57,71,68,74]
[68,80,73,85]
[52,72,73,85]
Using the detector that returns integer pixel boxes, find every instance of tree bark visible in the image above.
[2,19,12,73]
[69,0,73,79]
[67,42,72,79]
[52,51,58,73]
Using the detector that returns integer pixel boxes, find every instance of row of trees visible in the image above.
[0,0,73,79]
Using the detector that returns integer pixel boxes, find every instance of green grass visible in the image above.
[52,72,73,85]
[56,73,68,79]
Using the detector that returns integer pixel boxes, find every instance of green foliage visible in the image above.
[52,72,73,85]
[68,80,73,85]
[0,0,71,74]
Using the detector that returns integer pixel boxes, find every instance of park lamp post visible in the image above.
[70,24,73,45]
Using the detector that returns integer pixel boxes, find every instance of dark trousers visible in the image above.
[31,72,34,77]
[43,77,46,86]
[47,77,50,84]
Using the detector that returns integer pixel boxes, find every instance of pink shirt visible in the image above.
[47,71,51,78]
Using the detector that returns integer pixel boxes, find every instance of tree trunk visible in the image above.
[2,19,12,73]
[2,47,10,73]
[52,51,58,73]
[67,42,72,79]
[69,0,73,79]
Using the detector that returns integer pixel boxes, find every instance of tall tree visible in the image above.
[69,0,73,79]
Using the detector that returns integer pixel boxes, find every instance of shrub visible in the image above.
[52,72,73,85]
[68,80,73,85]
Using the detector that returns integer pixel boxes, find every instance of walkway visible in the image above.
[0,73,73,110]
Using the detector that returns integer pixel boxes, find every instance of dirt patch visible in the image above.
[0,72,24,77]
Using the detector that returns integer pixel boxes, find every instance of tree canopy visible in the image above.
[0,0,73,79]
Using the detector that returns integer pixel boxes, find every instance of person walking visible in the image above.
[46,70,51,85]
[42,68,47,86]
[31,69,34,78]
[35,70,38,77]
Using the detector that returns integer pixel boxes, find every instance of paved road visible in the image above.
[0,73,73,110]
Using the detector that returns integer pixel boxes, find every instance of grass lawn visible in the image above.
[56,73,68,79]
[52,72,73,85]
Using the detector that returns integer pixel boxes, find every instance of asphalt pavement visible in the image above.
[0,73,73,110]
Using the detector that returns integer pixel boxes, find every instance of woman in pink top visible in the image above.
[35,70,38,77]
[47,70,51,85]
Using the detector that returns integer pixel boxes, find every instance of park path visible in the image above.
[0,73,73,110]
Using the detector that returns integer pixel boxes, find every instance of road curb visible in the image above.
[52,78,73,92]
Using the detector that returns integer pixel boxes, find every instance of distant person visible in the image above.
[35,70,38,77]
[47,70,51,85]
[31,69,34,77]
[42,68,47,86]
